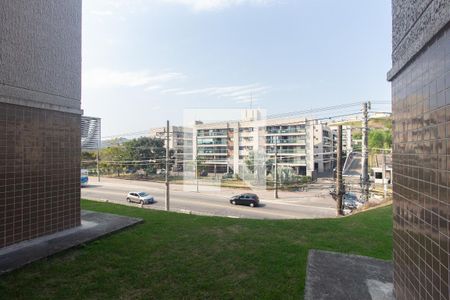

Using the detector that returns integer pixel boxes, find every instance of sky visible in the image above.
[82,0,392,137]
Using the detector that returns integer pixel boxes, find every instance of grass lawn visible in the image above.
[0,200,392,299]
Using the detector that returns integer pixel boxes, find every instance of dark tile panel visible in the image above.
[0,102,80,249]
[392,26,450,300]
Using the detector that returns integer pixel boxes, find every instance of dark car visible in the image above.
[222,173,234,179]
[343,193,360,210]
[230,193,260,207]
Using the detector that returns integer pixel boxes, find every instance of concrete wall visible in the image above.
[0,1,82,248]
[389,0,450,299]
[388,0,450,80]
[0,0,82,114]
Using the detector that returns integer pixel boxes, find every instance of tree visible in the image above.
[244,151,270,174]
[195,155,207,176]
[369,129,392,150]
[352,132,362,140]
[265,158,274,175]
[244,151,256,174]
[244,151,274,184]
[383,130,392,149]
[81,151,96,170]
[280,167,294,184]
[123,137,166,173]
[100,145,127,176]
[98,137,171,177]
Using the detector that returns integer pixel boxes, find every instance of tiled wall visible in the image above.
[0,102,80,248]
[392,24,450,300]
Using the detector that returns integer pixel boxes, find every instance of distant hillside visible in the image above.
[331,116,392,132]
[101,137,129,148]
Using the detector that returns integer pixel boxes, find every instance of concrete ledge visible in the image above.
[387,1,450,81]
[0,84,82,115]
[305,250,394,300]
[0,210,143,275]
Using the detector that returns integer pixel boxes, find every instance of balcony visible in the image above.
[197,150,228,155]
[197,138,228,145]
[278,159,307,165]
[266,149,306,154]
[266,129,306,135]
[197,130,228,137]
[266,139,306,145]
[197,142,227,147]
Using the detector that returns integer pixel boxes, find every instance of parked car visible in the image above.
[230,193,260,207]
[222,173,234,179]
[200,170,208,177]
[127,192,155,204]
[343,193,360,210]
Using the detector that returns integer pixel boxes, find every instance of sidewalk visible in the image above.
[305,250,394,300]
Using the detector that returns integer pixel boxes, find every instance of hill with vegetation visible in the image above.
[331,116,392,150]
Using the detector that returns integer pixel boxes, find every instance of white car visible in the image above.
[126,192,155,204]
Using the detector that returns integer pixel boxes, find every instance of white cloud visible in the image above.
[144,85,163,91]
[82,69,269,103]
[83,68,185,89]
[164,83,270,103]
[160,88,185,94]
[160,0,273,11]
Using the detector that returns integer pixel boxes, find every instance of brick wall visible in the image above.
[0,103,80,248]
[391,24,450,299]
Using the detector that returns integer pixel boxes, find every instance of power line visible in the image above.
[267,102,362,119]
[100,101,391,139]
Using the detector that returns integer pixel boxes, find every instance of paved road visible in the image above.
[344,152,362,177]
[82,178,337,220]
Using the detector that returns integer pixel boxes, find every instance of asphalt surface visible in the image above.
[82,177,337,219]
[344,152,362,176]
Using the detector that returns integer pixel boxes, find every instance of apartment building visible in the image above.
[329,125,353,154]
[311,123,334,173]
[150,126,193,171]
[192,110,334,177]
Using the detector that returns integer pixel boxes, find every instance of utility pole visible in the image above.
[382,149,387,200]
[361,101,370,202]
[336,125,344,215]
[195,137,199,193]
[165,120,170,211]
[274,136,279,199]
[97,120,101,182]
[97,143,100,182]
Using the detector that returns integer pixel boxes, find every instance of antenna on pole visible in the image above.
[250,91,253,109]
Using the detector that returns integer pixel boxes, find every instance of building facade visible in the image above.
[193,111,334,177]
[311,122,334,173]
[0,1,82,248]
[388,0,450,299]
[150,126,193,172]
[330,125,353,155]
